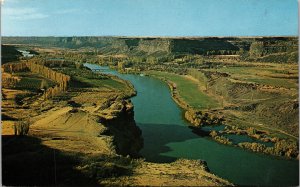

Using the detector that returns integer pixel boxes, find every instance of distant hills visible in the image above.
[2,36,298,63]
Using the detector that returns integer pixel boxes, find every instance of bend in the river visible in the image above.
[84,63,299,186]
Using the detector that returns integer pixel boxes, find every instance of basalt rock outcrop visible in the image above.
[98,99,143,157]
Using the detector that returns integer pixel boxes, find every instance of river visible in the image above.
[17,50,34,58]
[84,63,299,186]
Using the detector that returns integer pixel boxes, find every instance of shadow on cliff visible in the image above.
[138,123,210,163]
[2,135,99,186]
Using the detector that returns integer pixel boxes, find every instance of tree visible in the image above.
[40,79,49,90]
[14,120,30,136]
[146,56,157,65]
[118,61,125,70]
[249,42,265,58]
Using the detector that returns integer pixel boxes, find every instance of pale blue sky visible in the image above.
[1,0,299,36]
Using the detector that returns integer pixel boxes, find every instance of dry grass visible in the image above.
[101,159,233,186]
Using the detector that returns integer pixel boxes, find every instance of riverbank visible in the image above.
[146,70,299,159]
[79,63,299,186]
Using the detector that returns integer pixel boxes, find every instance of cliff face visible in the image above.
[66,89,143,157]
[137,38,171,53]
[171,38,239,54]
[99,99,143,157]
[2,37,122,49]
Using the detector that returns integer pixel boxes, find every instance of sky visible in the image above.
[1,0,299,36]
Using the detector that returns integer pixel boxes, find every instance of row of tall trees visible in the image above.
[26,62,70,91]
[2,60,70,98]
[1,67,20,88]
[26,61,70,98]
[2,62,28,72]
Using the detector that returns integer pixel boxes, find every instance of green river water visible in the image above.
[85,63,299,186]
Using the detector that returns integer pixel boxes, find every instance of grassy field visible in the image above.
[208,65,298,89]
[73,75,129,91]
[59,67,133,93]
[196,64,298,138]
[151,64,298,139]
[147,71,220,109]
[241,77,297,89]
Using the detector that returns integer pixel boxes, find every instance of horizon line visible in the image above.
[1,35,298,38]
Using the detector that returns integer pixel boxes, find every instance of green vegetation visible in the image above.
[14,73,57,91]
[15,77,42,90]
[187,68,208,88]
[15,77,54,91]
[249,42,265,58]
[2,41,245,186]
[185,110,224,127]
[141,54,298,156]
[208,66,296,77]
[2,37,298,160]
[206,66,298,89]
[148,71,220,109]
[74,75,130,91]
[237,139,298,158]
[59,67,132,93]
[213,135,233,145]
[242,77,297,89]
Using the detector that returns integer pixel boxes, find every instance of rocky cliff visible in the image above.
[137,38,171,53]
[98,99,143,157]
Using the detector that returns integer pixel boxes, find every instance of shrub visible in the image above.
[214,135,232,145]
[209,130,218,138]
[14,121,30,136]
[238,142,266,152]
[246,127,256,135]
[77,159,132,179]
[274,139,298,157]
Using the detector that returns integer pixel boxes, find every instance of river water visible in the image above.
[17,50,34,58]
[84,63,299,186]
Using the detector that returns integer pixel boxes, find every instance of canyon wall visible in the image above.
[2,36,298,62]
[136,38,171,53]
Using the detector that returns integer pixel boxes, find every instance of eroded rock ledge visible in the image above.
[97,99,143,157]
